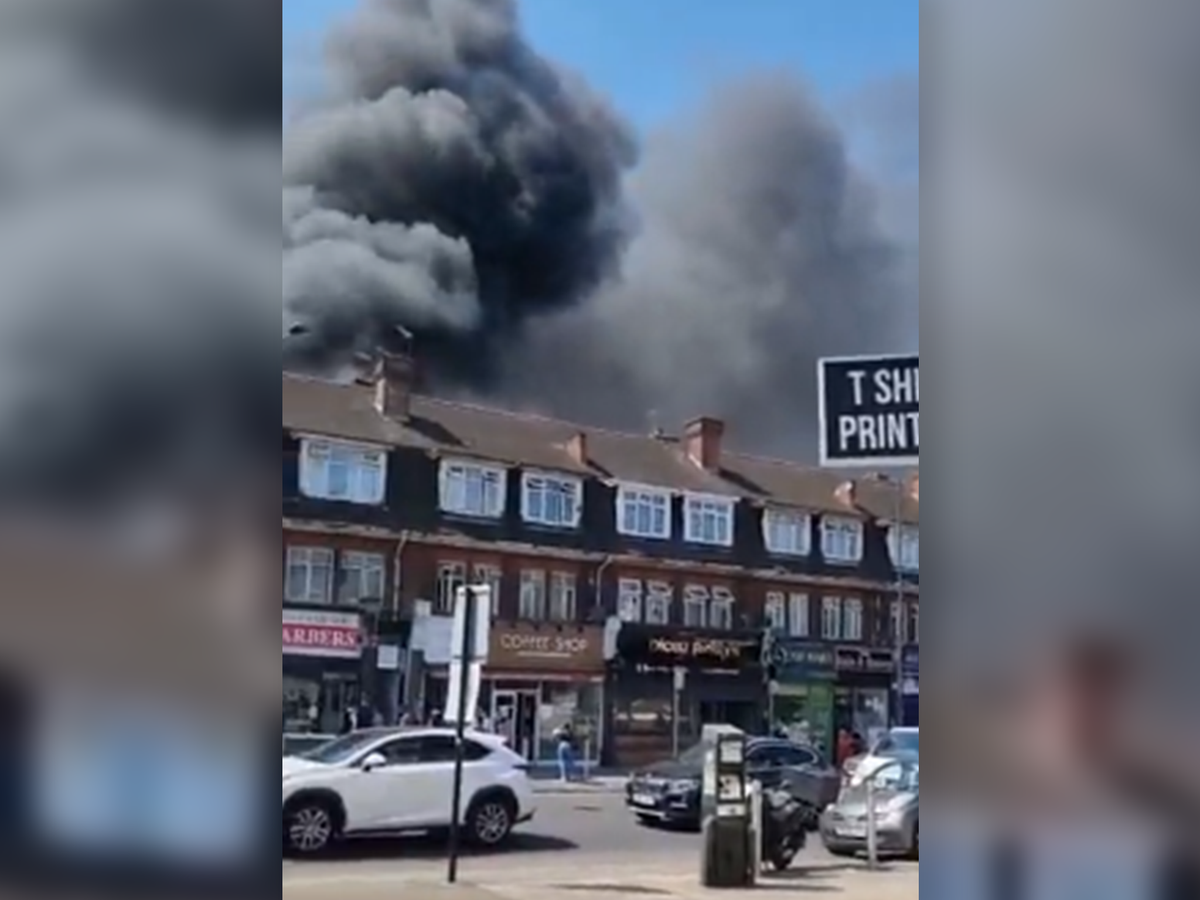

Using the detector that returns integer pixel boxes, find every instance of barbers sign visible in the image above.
[819,354,918,467]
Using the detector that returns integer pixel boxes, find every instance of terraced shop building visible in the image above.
[281,351,918,764]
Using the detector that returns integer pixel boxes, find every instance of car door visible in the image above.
[334,737,422,833]
[400,736,461,829]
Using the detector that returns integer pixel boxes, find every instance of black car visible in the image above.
[625,738,823,829]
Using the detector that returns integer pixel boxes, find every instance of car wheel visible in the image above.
[467,794,515,847]
[908,822,918,859]
[284,800,338,856]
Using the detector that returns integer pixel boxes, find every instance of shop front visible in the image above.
[900,644,918,727]
[607,625,766,769]
[282,608,364,736]
[422,622,606,768]
[771,641,837,756]
[833,646,895,747]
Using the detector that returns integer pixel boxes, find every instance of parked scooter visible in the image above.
[760,787,819,871]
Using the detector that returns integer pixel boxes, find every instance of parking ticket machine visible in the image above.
[699,725,754,888]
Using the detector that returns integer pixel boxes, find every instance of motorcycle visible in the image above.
[759,787,819,871]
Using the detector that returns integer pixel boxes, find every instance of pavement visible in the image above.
[283,791,916,898]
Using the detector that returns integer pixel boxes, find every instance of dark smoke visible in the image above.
[0,0,278,506]
[284,0,635,380]
[286,0,916,455]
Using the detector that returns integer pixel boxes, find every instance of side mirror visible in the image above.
[360,752,387,772]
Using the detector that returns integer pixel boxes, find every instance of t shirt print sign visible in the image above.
[819,354,918,467]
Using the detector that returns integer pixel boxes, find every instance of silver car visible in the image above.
[820,754,917,858]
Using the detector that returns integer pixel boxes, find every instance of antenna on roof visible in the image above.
[384,324,414,357]
[647,409,665,438]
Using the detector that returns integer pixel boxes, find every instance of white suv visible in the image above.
[282,727,537,856]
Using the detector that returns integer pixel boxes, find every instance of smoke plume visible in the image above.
[0,0,278,505]
[286,0,917,455]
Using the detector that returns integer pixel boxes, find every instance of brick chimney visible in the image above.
[566,432,589,467]
[372,350,415,420]
[835,480,858,509]
[684,417,725,471]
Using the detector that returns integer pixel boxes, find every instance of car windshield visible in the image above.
[876,729,918,756]
[845,760,918,800]
[677,743,709,767]
[297,732,382,766]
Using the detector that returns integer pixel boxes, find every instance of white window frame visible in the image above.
[683,494,736,547]
[617,484,672,541]
[439,459,507,519]
[435,561,467,615]
[549,572,578,622]
[788,593,811,638]
[889,526,919,572]
[521,471,582,529]
[337,552,386,605]
[473,564,503,617]
[821,596,843,640]
[842,598,864,642]
[519,570,547,621]
[285,547,335,605]
[645,581,673,626]
[618,579,643,623]
[765,592,787,633]
[299,438,387,506]
[763,508,812,557]
[821,517,864,565]
[683,585,709,628]
[709,587,736,630]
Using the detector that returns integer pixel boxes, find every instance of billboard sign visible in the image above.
[819,354,918,467]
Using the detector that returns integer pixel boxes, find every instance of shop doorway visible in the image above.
[319,674,358,734]
[492,689,539,760]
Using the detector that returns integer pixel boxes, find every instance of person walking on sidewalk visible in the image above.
[555,722,578,782]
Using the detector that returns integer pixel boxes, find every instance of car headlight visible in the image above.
[668,779,698,794]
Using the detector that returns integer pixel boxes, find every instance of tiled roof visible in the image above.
[282,373,918,524]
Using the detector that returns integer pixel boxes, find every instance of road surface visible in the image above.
[283,791,918,894]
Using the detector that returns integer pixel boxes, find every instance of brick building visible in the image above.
[281,353,918,765]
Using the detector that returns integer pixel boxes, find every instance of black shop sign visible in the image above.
[618,627,763,671]
[819,354,918,467]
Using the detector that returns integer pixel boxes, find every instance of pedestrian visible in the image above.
[555,723,577,782]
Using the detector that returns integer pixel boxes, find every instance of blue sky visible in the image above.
[284,0,918,127]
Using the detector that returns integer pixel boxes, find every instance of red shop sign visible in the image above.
[283,610,362,659]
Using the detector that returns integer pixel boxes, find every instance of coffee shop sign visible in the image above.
[499,632,590,659]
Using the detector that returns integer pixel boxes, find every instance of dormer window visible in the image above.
[522,472,582,529]
[617,485,672,540]
[439,460,507,519]
[299,438,386,506]
[763,508,812,557]
[890,526,919,572]
[684,494,735,547]
[821,517,864,565]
